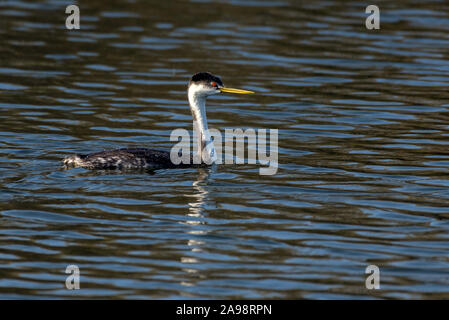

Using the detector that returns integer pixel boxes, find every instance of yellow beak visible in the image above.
[219,87,254,94]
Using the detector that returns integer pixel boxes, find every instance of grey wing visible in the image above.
[120,148,200,168]
[117,148,174,168]
[64,148,197,169]
[80,148,172,169]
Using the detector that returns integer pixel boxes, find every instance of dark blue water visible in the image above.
[1,0,449,299]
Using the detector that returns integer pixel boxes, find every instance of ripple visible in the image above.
[1,0,449,300]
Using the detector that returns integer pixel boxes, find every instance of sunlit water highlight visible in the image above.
[1,0,449,299]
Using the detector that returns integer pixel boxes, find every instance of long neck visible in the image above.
[188,90,217,164]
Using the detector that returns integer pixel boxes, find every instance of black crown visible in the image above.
[189,72,224,87]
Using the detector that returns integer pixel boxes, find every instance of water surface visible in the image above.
[1,0,449,299]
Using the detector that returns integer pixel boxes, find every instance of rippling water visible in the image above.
[1,0,449,299]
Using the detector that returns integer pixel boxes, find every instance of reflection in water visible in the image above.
[181,167,215,288]
[187,167,215,217]
[1,0,449,299]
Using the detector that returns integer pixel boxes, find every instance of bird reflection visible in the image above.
[188,166,215,217]
[180,166,216,288]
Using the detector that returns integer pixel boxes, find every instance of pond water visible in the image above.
[1,0,449,299]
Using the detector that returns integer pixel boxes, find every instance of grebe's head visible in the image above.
[188,72,224,97]
[188,72,254,98]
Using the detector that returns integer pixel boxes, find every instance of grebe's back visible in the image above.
[63,148,181,170]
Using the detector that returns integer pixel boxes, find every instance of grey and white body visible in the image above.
[63,72,253,170]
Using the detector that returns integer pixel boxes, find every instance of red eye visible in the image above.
[211,82,217,87]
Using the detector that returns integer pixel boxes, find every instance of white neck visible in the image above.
[188,87,217,164]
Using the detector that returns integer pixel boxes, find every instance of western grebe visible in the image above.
[63,72,254,170]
